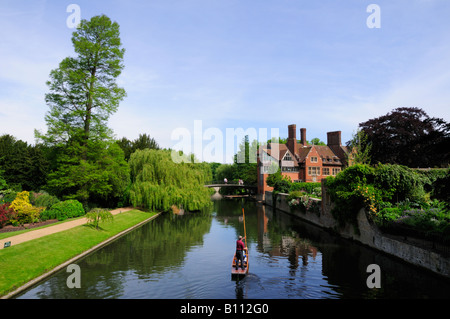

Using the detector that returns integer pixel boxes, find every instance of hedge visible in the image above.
[40,200,85,221]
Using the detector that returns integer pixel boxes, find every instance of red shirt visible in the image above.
[236,239,244,251]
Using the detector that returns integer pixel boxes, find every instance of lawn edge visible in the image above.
[2,211,162,299]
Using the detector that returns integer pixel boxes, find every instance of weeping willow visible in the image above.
[129,149,213,212]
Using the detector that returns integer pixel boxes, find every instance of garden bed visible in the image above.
[0,219,58,234]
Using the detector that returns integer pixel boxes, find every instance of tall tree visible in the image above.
[35,15,128,207]
[359,107,449,167]
[36,14,126,153]
[346,129,372,165]
[234,136,258,185]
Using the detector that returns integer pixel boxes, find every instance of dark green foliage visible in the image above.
[0,169,6,190]
[34,193,60,209]
[0,135,50,191]
[0,190,17,205]
[116,133,160,161]
[45,140,130,209]
[372,164,428,202]
[431,171,450,205]
[40,199,85,221]
[266,169,292,193]
[325,163,450,241]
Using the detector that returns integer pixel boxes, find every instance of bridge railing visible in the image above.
[205,180,257,187]
[205,180,240,185]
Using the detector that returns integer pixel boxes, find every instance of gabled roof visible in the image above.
[259,137,349,166]
[296,145,311,162]
[261,143,298,165]
[315,145,343,165]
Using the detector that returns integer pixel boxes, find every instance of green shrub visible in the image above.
[374,207,403,226]
[0,189,17,205]
[324,168,369,229]
[325,164,450,240]
[40,200,85,221]
[374,164,432,203]
[287,190,304,201]
[35,194,60,209]
[16,206,45,225]
[290,182,322,197]
[266,169,292,193]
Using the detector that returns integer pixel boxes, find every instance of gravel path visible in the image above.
[0,207,134,250]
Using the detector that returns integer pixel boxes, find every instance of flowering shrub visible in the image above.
[287,191,320,215]
[325,164,449,240]
[354,184,381,216]
[34,193,60,209]
[15,206,45,225]
[290,182,322,198]
[10,191,32,212]
[0,203,14,228]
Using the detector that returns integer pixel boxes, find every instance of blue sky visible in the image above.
[1,0,449,163]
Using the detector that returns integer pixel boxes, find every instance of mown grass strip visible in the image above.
[0,209,156,297]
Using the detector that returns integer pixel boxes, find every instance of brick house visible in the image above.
[257,124,350,194]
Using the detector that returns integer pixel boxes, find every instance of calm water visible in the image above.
[17,198,450,299]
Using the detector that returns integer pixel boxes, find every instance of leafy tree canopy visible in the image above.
[359,107,449,167]
[36,14,126,151]
[116,133,160,161]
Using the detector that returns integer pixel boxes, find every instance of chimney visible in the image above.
[287,124,297,154]
[327,131,342,146]
[300,128,306,147]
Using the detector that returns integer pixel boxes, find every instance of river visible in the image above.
[16,198,450,299]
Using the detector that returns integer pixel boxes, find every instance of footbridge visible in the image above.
[204,181,257,195]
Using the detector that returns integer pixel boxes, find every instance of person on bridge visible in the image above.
[235,235,246,269]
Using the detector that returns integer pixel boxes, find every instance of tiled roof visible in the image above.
[259,142,348,165]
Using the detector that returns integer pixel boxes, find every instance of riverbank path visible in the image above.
[0,207,134,250]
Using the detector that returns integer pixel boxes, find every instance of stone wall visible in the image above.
[264,189,450,278]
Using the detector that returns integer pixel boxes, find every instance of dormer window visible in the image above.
[283,153,293,161]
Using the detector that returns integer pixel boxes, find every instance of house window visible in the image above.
[322,167,330,176]
[261,152,273,162]
[282,166,299,172]
[310,156,318,163]
[332,168,341,175]
[283,153,292,161]
[308,167,320,176]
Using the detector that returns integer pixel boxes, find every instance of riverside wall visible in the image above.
[264,187,450,279]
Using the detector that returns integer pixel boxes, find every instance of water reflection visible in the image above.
[17,198,450,299]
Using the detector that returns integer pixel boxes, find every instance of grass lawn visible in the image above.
[0,209,157,297]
